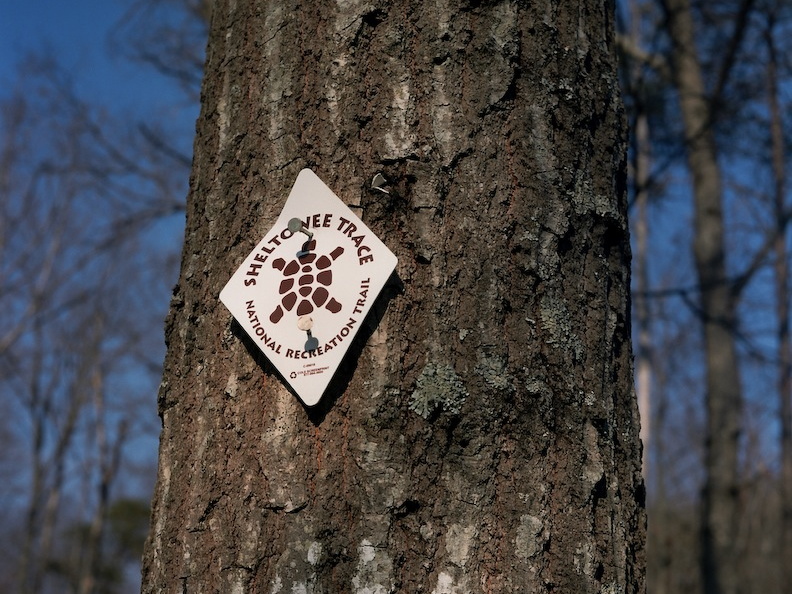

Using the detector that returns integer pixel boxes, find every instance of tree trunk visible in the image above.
[141,1,645,592]
[663,1,743,593]
[766,11,792,590]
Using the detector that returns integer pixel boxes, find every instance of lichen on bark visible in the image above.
[408,362,468,419]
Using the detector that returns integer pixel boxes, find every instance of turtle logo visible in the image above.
[269,240,344,324]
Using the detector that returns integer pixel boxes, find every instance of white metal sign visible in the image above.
[220,169,398,406]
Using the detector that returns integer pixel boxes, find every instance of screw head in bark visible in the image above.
[288,217,313,239]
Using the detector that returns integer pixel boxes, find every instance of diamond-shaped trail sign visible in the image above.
[220,169,398,406]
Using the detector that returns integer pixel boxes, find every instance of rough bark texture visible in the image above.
[142,1,645,592]
[663,1,742,593]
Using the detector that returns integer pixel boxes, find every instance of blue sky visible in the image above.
[2,1,118,93]
[0,0,199,257]
[0,0,198,502]
[0,0,197,121]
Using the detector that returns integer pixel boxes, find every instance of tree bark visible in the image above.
[142,1,645,592]
[662,1,743,593]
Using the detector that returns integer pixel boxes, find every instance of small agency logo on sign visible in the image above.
[220,169,398,406]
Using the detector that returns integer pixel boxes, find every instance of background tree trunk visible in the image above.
[141,1,645,592]
[766,9,792,589]
[662,1,744,593]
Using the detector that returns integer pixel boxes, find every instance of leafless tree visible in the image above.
[0,52,191,592]
[620,0,792,591]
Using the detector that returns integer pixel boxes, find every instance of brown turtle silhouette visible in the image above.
[269,240,344,324]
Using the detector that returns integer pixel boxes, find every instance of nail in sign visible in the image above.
[220,169,398,406]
